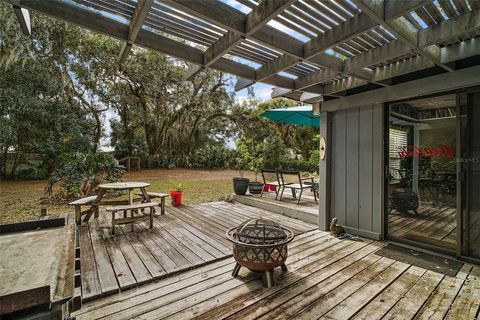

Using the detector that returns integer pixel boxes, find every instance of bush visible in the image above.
[45,152,125,200]
[14,165,49,180]
[275,159,319,173]
[188,145,236,169]
[142,154,172,169]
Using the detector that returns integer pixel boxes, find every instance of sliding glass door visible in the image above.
[386,94,458,252]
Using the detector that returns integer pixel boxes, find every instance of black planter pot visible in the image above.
[249,182,264,195]
[233,177,250,195]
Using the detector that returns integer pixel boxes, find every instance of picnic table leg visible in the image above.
[94,205,100,219]
[83,206,94,222]
[128,189,133,205]
[161,197,165,215]
[75,205,82,225]
[111,211,116,235]
[93,188,106,220]
[130,209,134,232]
[139,187,150,202]
[149,207,154,229]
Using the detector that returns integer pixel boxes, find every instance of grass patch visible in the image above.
[0,169,254,225]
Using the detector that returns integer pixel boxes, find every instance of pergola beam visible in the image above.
[304,13,376,59]
[197,0,295,85]
[418,10,480,48]
[384,0,430,20]
[187,30,243,80]
[440,37,480,63]
[322,64,480,111]
[168,0,371,86]
[371,55,435,82]
[354,0,454,72]
[245,0,295,35]
[11,4,30,36]
[295,69,339,91]
[17,0,298,90]
[323,77,369,95]
[119,0,154,64]
[255,55,299,82]
[344,40,412,73]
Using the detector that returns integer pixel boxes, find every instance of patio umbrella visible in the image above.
[260,105,320,127]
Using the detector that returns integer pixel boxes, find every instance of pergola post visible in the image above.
[318,108,332,231]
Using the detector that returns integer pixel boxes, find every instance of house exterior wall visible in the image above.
[329,103,384,239]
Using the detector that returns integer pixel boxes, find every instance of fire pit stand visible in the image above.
[226,218,294,288]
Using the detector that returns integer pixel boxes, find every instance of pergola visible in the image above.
[6,0,480,105]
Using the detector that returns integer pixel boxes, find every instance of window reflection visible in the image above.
[387,94,457,250]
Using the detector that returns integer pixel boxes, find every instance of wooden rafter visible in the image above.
[9,0,31,36]
[353,0,454,72]
[7,0,480,100]
[118,0,154,64]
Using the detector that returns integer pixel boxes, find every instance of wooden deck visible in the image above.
[73,228,480,320]
[78,202,316,301]
[235,190,319,224]
[388,204,456,249]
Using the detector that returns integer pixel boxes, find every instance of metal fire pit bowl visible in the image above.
[226,218,294,288]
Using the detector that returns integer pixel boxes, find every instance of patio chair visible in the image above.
[279,170,317,204]
[260,169,282,199]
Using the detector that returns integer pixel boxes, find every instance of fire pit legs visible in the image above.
[226,218,294,289]
[232,263,241,277]
[262,270,273,288]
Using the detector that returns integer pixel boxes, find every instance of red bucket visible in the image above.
[170,191,182,206]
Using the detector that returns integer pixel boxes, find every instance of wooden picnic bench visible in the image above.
[106,202,159,234]
[69,195,144,225]
[69,196,98,225]
[136,192,168,215]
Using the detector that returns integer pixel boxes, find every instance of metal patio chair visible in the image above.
[260,169,286,199]
[279,170,317,204]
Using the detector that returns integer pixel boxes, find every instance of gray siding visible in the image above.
[330,103,384,239]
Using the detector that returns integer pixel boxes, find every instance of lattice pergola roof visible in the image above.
[7,0,480,103]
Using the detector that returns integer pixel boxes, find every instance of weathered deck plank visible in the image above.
[74,202,477,319]
[78,226,102,301]
[76,202,317,301]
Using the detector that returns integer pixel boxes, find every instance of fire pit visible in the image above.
[226,218,294,288]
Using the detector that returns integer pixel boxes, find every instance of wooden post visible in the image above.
[111,211,115,235]
[149,207,154,229]
[75,206,81,225]
[318,110,332,231]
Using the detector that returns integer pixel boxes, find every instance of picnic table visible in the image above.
[96,182,151,205]
[71,182,150,224]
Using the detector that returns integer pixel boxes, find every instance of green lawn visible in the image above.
[0,168,254,225]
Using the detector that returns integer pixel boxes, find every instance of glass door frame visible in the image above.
[457,86,480,264]
[383,90,461,257]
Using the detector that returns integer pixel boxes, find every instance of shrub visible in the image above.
[188,145,236,169]
[276,159,319,173]
[45,152,125,200]
[142,154,171,169]
[236,138,264,181]
[14,165,49,180]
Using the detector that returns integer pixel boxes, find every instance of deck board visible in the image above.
[74,203,478,319]
[77,202,316,301]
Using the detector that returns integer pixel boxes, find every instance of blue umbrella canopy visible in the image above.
[260,105,320,127]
